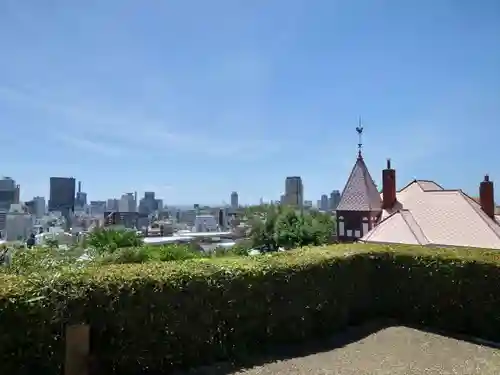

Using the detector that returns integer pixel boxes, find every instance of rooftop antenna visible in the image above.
[356,117,364,159]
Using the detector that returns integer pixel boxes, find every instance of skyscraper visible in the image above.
[230,191,239,208]
[329,190,341,210]
[49,177,76,213]
[320,194,329,211]
[75,181,87,208]
[0,177,20,211]
[284,176,303,207]
[119,193,137,212]
[49,177,76,230]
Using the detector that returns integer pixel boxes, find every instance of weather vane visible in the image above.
[356,117,364,158]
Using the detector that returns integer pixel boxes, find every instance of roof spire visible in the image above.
[356,117,364,159]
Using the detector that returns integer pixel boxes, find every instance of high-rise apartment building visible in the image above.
[230,191,239,208]
[284,176,303,207]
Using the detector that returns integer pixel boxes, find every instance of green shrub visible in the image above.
[94,244,206,264]
[87,229,143,252]
[1,244,500,375]
[6,246,86,275]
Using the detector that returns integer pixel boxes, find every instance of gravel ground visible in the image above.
[184,326,500,375]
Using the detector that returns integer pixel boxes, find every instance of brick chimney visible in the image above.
[382,158,396,209]
[480,174,495,219]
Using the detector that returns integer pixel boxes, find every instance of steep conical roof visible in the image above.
[337,156,382,212]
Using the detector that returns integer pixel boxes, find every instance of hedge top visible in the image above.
[1,243,500,301]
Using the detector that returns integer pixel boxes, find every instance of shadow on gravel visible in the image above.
[174,321,500,375]
[174,320,391,375]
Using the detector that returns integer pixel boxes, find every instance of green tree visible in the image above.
[275,208,301,249]
[249,206,279,250]
[248,206,335,250]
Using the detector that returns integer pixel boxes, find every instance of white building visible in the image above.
[193,214,218,232]
[35,227,74,246]
[5,204,33,241]
[119,193,136,212]
[32,196,46,218]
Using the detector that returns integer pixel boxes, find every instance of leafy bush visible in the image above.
[87,229,143,253]
[94,244,206,264]
[6,246,86,275]
[249,205,335,250]
[1,244,500,375]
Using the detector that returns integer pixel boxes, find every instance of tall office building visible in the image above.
[107,198,119,212]
[75,181,87,208]
[329,190,341,210]
[119,193,137,212]
[48,177,76,213]
[49,177,76,230]
[32,196,46,218]
[230,191,239,208]
[284,176,303,207]
[89,201,107,216]
[0,177,20,211]
[138,192,158,215]
[320,194,329,211]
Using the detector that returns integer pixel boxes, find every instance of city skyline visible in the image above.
[2,174,341,208]
[1,1,499,204]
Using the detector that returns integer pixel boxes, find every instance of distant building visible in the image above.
[138,192,157,215]
[89,201,106,216]
[33,196,46,218]
[155,199,164,211]
[104,211,139,229]
[25,196,45,218]
[5,203,33,241]
[320,194,329,211]
[329,190,341,210]
[231,192,239,208]
[106,198,119,212]
[119,193,136,212]
[49,177,75,230]
[194,214,218,232]
[0,177,20,211]
[75,181,87,208]
[49,177,75,213]
[284,176,303,207]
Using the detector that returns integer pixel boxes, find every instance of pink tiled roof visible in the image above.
[362,180,500,249]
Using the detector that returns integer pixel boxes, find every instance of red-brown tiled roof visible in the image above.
[337,156,382,212]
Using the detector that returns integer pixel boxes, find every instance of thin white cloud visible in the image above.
[0,85,280,160]
[55,134,125,158]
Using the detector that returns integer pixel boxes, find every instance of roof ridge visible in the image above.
[399,210,430,245]
[361,209,425,244]
[459,190,500,240]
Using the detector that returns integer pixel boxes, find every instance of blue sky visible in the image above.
[1,0,499,205]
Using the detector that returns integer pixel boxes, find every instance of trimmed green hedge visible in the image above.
[1,244,500,374]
